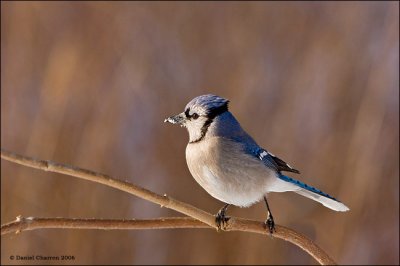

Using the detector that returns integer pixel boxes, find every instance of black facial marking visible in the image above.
[185,107,199,120]
[189,103,229,144]
[184,108,190,118]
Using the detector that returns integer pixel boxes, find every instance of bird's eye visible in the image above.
[191,113,199,120]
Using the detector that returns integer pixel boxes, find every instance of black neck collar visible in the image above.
[189,105,228,144]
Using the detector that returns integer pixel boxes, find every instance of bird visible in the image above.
[164,94,349,233]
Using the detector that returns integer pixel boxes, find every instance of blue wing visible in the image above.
[228,133,300,174]
[254,147,300,174]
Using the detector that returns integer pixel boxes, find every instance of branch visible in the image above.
[1,150,214,226]
[1,217,209,235]
[1,216,334,265]
[1,149,336,265]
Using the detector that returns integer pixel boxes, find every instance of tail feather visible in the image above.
[278,175,349,212]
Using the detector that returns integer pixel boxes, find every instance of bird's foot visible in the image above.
[264,214,276,236]
[215,206,230,231]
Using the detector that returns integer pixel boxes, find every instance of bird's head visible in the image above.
[164,94,229,143]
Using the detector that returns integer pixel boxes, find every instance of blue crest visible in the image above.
[185,94,229,115]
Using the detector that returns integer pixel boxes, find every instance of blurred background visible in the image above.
[1,1,399,265]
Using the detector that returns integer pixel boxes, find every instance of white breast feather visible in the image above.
[202,166,266,207]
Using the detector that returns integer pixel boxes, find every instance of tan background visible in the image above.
[1,2,399,265]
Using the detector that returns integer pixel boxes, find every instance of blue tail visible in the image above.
[278,175,338,201]
[278,175,349,212]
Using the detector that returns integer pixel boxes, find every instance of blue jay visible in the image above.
[165,94,349,233]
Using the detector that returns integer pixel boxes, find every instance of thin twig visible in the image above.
[1,149,336,265]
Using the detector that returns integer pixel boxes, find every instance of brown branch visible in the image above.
[1,149,336,265]
[1,149,214,227]
[1,216,334,265]
[1,217,209,235]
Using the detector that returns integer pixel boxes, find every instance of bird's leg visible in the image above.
[264,196,276,234]
[215,204,230,231]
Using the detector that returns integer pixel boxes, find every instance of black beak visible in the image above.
[164,112,186,125]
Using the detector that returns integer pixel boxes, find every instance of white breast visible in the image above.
[201,165,269,207]
[186,137,278,207]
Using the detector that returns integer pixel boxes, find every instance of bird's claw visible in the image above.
[215,209,230,231]
[265,214,276,235]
